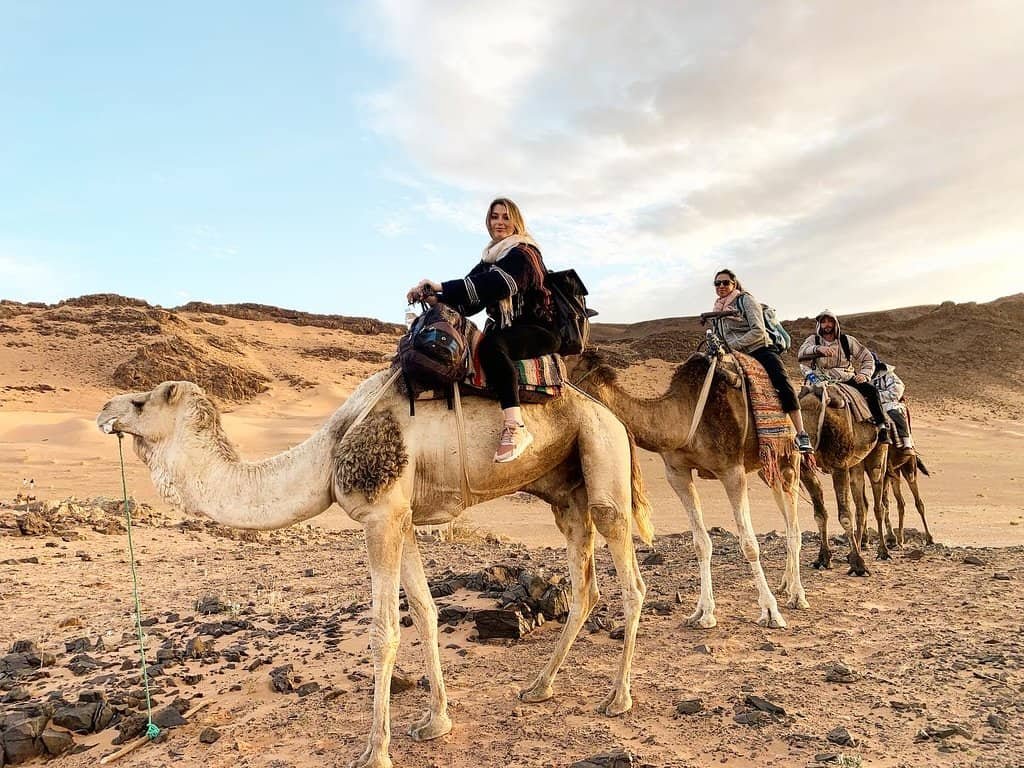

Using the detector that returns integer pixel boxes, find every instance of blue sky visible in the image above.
[2,2,1021,324]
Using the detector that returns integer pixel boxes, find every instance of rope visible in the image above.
[116,434,161,741]
[682,355,718,447]
[451,383,483,505]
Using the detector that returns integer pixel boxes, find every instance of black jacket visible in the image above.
[440,244,554,329]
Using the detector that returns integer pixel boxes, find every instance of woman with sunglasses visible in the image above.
[708,268,813,453]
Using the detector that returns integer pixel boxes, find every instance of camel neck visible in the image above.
[581,378,694,452]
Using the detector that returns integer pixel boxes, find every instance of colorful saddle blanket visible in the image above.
[732,352,794,489]
[463,321,565,401]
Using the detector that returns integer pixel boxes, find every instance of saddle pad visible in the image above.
[831,383,874,423]
[463,321,565,398]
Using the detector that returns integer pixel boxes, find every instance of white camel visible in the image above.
[96,372,652,768]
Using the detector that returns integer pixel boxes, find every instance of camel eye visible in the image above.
[131,399,145,411]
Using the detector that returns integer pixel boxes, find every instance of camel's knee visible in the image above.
[407,595,437,627]
[369,621,401,657]
[739,533,760,563]
[692,530,713,560]
[590,503,627,539]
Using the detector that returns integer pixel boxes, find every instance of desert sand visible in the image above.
[2,294,1022,767]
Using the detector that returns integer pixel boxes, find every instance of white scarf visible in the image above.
[481,234,540,327]
[481,234,538,264]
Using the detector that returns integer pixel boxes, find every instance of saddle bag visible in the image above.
[396,303,468,413]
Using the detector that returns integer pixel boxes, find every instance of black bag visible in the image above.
[545,269,597,356]
[396,303,468,412]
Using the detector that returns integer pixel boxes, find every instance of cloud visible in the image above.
[357,1,1024,321]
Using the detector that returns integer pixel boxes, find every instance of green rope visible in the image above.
[117,434,161,741]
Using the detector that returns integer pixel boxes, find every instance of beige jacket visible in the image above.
[711,291,771,353]
[797,310,874,383]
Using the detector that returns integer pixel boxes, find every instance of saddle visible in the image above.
[801,381,874,423]
[411,319,566,405]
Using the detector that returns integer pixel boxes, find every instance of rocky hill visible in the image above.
[1,293,1021,415]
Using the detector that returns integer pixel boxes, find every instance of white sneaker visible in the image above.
[494,422,533,463]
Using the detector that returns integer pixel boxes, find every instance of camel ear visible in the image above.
[164,383,182,405]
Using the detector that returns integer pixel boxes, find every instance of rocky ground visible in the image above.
[2,500,1021,768]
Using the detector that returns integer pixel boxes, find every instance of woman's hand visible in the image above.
[406,279,441,304]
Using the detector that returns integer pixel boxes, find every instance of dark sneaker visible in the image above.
[494,422,534,463]
[795,431,813,453]
[877,425,890,444]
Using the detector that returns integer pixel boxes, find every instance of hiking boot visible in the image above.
[795,431,813,453]
[877,425,890,444]
[494,422,533,463]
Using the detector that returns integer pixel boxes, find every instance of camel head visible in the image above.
[96,381,238,460]
[564,347,625,387]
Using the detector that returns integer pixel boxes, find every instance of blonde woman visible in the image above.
[407,198,558,462]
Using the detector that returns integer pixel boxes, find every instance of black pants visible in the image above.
[749,346,800,413]
[849,380,887,426]
[478,323,561,409]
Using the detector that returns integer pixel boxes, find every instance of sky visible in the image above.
[1,1,1021,325]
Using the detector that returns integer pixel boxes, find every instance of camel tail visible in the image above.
[627,432,654,545]
[916,455,931,477]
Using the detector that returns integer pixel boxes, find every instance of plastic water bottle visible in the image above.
[405,306,418,329]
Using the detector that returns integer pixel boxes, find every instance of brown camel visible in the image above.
[877,448,934,548]
[568,349,806,629]
[97,372,653,768]
[798,389,889,575]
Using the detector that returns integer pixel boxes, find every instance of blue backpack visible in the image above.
[738,293,791,353]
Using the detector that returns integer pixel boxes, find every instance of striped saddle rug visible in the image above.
[733,352,795,488]
[462,321,565,401]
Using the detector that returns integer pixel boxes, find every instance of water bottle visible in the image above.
[405,306,418,329]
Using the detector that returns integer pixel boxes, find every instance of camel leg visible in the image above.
[903,463,934,545]
[851,467,870,549]
[349,506,408,768]
[772,459,808,610]
[721,466,786,628]
[399,526,452,742]
[801,462,832,570]
[881,471,899,549]
[663,458,716,628]
[591,498,646,716]
[834,468,869,576]
[520,497,598,704]
[891,471,907,547]
[863,446,890,561]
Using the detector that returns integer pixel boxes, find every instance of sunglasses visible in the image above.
[713,280,734,287]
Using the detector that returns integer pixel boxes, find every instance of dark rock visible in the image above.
[647,600,673,615]
[437,605,471,626]
[1,714,48,763]
[296,681,320,697]
[537,583,571,619]
[570,749,639,768]
[64,637,93,654]
[112,714,147,744]
[196,594,229,615]
[92,702,115,732]
[8,641,39,654]
[400,615,414,628]
[745,695,785,716]
[826,726,857,746]
[303,568,315,577]
[993,572,1011,581]
[962,555,985,566]
[609,627,626,641]
[199,727,221,744]
[269,664,295,693]
[78,689,107,704]
[185,638,209,659]
[475,609,532,640]
[1,688,29,703]
[17,512,50,536]
[675,699,703,715]
[987,713,1008,733]
[824,661,860,683]
[52,703,99,733]
[40,727,75,756]
[152,706,187,729]
[390,670,417,694]
[920,722,972,740]
[693,644,713,655]
[641,551,665,566]
[67,654,101,676]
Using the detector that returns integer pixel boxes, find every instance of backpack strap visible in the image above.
[840,333,852,361]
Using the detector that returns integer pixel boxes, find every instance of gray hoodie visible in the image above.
[797,310,874,382]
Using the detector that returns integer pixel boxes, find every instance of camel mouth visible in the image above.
[98,417,121,435]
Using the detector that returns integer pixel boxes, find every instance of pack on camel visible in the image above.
[798,388,889,575]
[567,348,806,630]
[97,372,653,768]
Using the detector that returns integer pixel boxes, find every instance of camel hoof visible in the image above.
[348,749,392,768]
[519,684,554,704]
[598,691,632,717]
[408,713,452,742]
[876,550,891,561]
[758,610,788,629]
[786,594,810,610]
[925,536,934,546]
[683,609,717,629]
